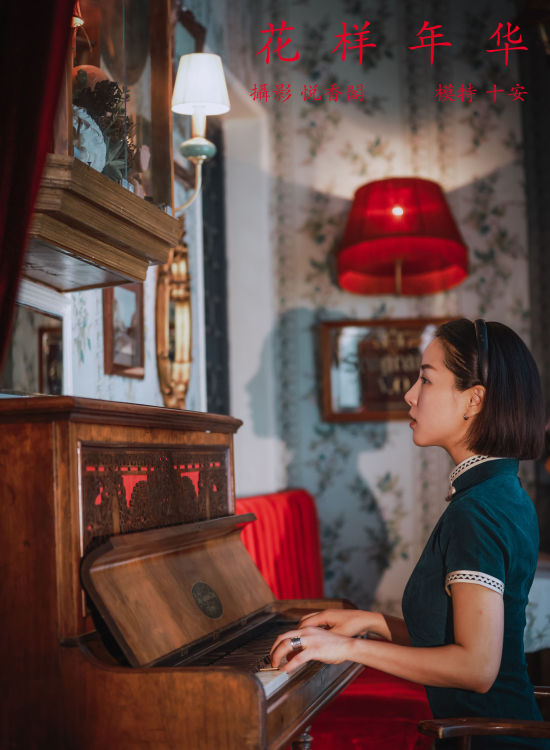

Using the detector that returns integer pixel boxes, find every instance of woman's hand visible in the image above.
[295,608,411,643]
[269,625,353,673]
[295,608,375,638]
[269,587,502,690]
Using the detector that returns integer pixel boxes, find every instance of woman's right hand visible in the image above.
[296,608,385,639]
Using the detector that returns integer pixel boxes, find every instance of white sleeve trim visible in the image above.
[445,570,504,596]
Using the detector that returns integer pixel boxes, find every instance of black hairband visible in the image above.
[474,318,489,386]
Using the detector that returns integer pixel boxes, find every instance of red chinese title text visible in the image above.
[256,20,527,66]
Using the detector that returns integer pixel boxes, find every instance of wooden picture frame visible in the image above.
[103,283,144,378]
[320,318,449,422]
[38,326,63,395]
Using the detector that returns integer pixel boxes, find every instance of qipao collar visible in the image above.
[447,455,518,500]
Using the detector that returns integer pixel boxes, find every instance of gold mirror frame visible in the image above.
[155,5,205,409]
[156,221,192,409]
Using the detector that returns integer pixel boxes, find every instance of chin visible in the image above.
[411,431,431,448]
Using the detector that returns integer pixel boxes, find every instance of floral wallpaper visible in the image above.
[217,0,534,616]
[69,268,165,405]
[58,0,547,647]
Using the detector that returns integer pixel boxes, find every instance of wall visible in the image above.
[64,0,533,614]
[218,0,532,612]
[224,79,284,493]
[68,203,205,412]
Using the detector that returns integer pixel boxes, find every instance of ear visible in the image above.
[465,385,486,417]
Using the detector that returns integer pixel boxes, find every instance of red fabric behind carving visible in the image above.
[235,489,432,749]
[0,0,74,368]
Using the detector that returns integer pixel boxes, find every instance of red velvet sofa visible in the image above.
[235,489,432,750]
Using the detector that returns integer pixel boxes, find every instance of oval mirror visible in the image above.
[156,227,192,408]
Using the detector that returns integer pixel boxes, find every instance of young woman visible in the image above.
[270,318,548,748]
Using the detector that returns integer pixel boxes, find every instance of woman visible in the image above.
[270,318,548,748]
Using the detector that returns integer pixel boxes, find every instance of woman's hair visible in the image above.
[435,318,545,459]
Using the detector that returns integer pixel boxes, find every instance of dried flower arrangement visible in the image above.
[73,68,136,182]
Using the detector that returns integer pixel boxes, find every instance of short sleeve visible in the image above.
[440,499,506,597]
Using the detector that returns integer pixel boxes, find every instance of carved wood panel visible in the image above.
[79,443,229,553]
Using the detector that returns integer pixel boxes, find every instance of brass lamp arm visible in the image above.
[172,134,217,216]
[173,156,205,214]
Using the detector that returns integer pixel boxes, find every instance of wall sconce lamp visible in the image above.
[338,177,468,295]
[156,52,230,412]
[171,52,230,214]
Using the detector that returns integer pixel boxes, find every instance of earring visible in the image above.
[463,414,469,421]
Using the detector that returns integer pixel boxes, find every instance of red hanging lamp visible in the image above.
[337,177,468,295]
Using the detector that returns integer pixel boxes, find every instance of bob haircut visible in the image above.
[435,318,545,460]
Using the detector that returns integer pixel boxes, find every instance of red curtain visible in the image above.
[0,0,75,369]
[236,490,325,599]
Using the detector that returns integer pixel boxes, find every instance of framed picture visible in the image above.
[103,283,144,378]
[38,326,63,395]
[320,318,449,422]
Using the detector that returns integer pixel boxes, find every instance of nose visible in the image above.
[404,378,419,407]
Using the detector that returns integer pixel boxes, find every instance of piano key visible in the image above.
[254,668,289,698]
[185,618,304,696]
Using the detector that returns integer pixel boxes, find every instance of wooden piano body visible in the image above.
[0,397,363,749]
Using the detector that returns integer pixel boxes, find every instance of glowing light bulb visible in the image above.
[392,205,404,217]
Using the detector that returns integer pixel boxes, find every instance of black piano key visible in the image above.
[189,619,296,671]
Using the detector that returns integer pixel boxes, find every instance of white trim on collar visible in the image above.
[447,455,503,499]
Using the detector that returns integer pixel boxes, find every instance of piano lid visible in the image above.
[81,514,276,667]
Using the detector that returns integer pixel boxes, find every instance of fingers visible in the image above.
[269,627,351,672]
[270,628,304,657]
[270,618,338,669]
[281,649,308,673]
[270,633,308,673]
[298,610,332,628]
[270,627,313,669]
[298,611,321,626]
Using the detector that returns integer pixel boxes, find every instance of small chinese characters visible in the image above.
[249,83,364,102]
[256,19,528,67]
[248,82,528,104]
[434,83,528,103]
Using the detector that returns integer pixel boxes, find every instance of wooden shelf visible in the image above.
[24,154,181,292]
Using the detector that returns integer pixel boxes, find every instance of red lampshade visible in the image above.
[337,177,468,295]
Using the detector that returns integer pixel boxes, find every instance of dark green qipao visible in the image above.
[402,458,549,749]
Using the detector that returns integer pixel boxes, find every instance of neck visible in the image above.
[447,447,478,466]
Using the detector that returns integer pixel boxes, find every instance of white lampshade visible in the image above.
[171,53,230,116]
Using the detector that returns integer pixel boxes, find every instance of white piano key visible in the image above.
[255,667,290,698]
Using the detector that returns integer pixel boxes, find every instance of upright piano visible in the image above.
[0,397,363,749]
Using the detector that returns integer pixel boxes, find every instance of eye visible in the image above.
[420,375,430,384]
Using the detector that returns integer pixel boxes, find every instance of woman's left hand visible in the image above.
[269,626,353,674]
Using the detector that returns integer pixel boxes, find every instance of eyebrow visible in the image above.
[420,363,437,371]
